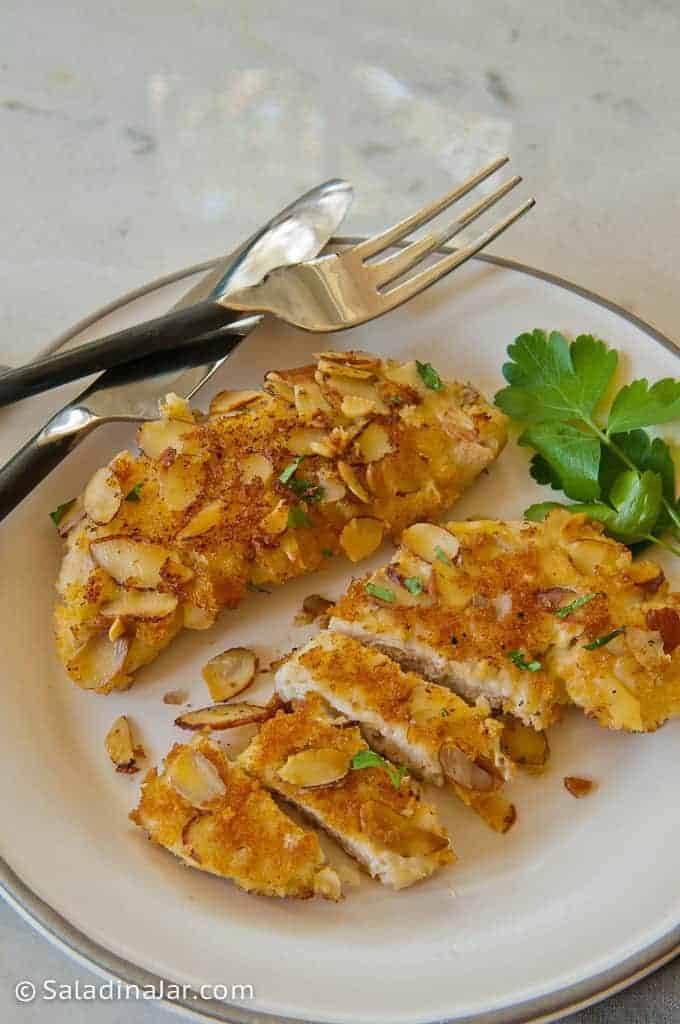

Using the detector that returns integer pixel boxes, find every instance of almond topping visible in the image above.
[167,748,226,807]
[566,538,625,576]
[209,389,262,415]
[317,470,346,503]
[500,716,549,773]
[264,371,295,402]
[402,523,460,565]
[315,349,380,370]
[158,456,204,511]
[288,427,331,456]
[294,381,333,421]
[83,467,123,525]
[104,715,139,773]
[90,538,170,588]
[439,745,499,793]
[295,594,334,626]
[260,499,289,536]
[159,392,194,422]
[202,647,258,702]
[337,461,370,503]
[100,590,178,620]
[242,454,274,484]
[107,616,126,643]
[318,359,375,380]
[66,633,129,691]
[56,495,85,537]
[359,800,449,857]
[177,500,223,541]
[340,395,377,419]
[355,422,393,463]
[163,690,187,705]
[430,561,471,610]
[137,419,200,460]
[278,748,351,788]
[175,702,272,731]
[340,517,384,562]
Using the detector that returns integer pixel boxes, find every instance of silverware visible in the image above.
[0,179,353,520]
[0,179,353,408]
[224,156,534,332]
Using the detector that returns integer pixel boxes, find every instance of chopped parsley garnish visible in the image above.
[49,498,76,527]
[246,581,270,593]
[350,749,407,789]
[508,649,542,672]
[440,708,449,718]
[416,360,443,391]
[321,548,334,559]
[555,592,599,619]
[434,545,451,566]
[404,576,424,595]
[125,483,143,502]
[287,506,312,529]
[279,456,305,485]
[365,582,395,603]
[389,394,404,406]
[584,628,625,650]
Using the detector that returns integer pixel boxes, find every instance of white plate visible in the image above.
[1,252,679,1024]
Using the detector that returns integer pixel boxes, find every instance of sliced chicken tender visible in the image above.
[276,633,515,832]
[53,353,507,693]
[330,510,680,732]
[239,693,454,889]
[130,735,341,900]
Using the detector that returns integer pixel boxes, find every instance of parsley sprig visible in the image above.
[350,749,407,789]
[495,330,680,555]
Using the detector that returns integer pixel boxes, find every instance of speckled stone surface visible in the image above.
[2,1,679,1021]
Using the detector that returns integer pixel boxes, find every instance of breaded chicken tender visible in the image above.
[54,351,506,692]
[330,510,680,732]
[239,693,454,889]
[130,735,341,900]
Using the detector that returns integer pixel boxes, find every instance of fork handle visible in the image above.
[0,427,82,522]
[0,301,240,408]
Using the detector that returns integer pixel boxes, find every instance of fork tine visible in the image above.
[383,198,535,305]
[372,175,522,288]
[354,155,510,259]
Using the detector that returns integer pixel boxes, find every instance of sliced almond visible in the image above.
[566,539,626,576]
[105,715,138,773]
[159,392,194,422]
[500,716,549,773]
[242,453,273,485]
[564,776,594,798]
[318,359,375,380]
[107,616,126,642]
[175,702,271,731]
[90,538,170,588]
[83,467,123,525]
[439,745,499,793]
[260,499,289,536]
[337,461,370,503]
[355,422,393,464]
[340,517,384,562]
[278,748,350,788]
[359,800,449,857]
[382,360,427,394]
[430,561,471,610]
[56,495,85,537]
[138,419,200,460]
[177,500,223,541]
[264,371,295,402]
[341,395,377,419]
[295,594,333,626]
[403,523,460,565]
[167,747,226,807]
[317,470,346,503]
[315,349,380,371]
[309,438,336,458]
[163,689,187,705]
[294,381,333,422]
[202,647,258,702]
[182,602,216,630]
[209,389,262,416]
[100,590,178,620]
[66,633,129,691]
[288,427,331,456]
[163,559,195,585]
[158,456,204,511]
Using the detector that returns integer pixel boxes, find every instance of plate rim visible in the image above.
[2,244,678,1024]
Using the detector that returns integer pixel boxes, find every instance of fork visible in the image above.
[221,156,534,331]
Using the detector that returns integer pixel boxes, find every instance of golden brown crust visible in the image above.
[331,510,680,732]
[130,735,340,899]
[54,354,506,692]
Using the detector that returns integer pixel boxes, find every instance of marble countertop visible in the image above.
[2,1,679,1022]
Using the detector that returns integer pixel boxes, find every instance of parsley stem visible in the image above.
[644,533,680,558]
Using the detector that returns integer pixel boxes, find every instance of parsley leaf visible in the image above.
[416,360,443,391]
[607,469,662,541]
[508,649,542,672]
[584,628,625,650]
[555,593,599,619]
[279,456,305,484]
[125,483,143,502]
[49,498,76,527]
[520,422,601,501]
[404,576,424,595]
[365,582,395,603]
[350,749,407,789]
[287,506,312,529]
[321,548,334,559]
[607,378,680,434]
[433,545,452,566]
